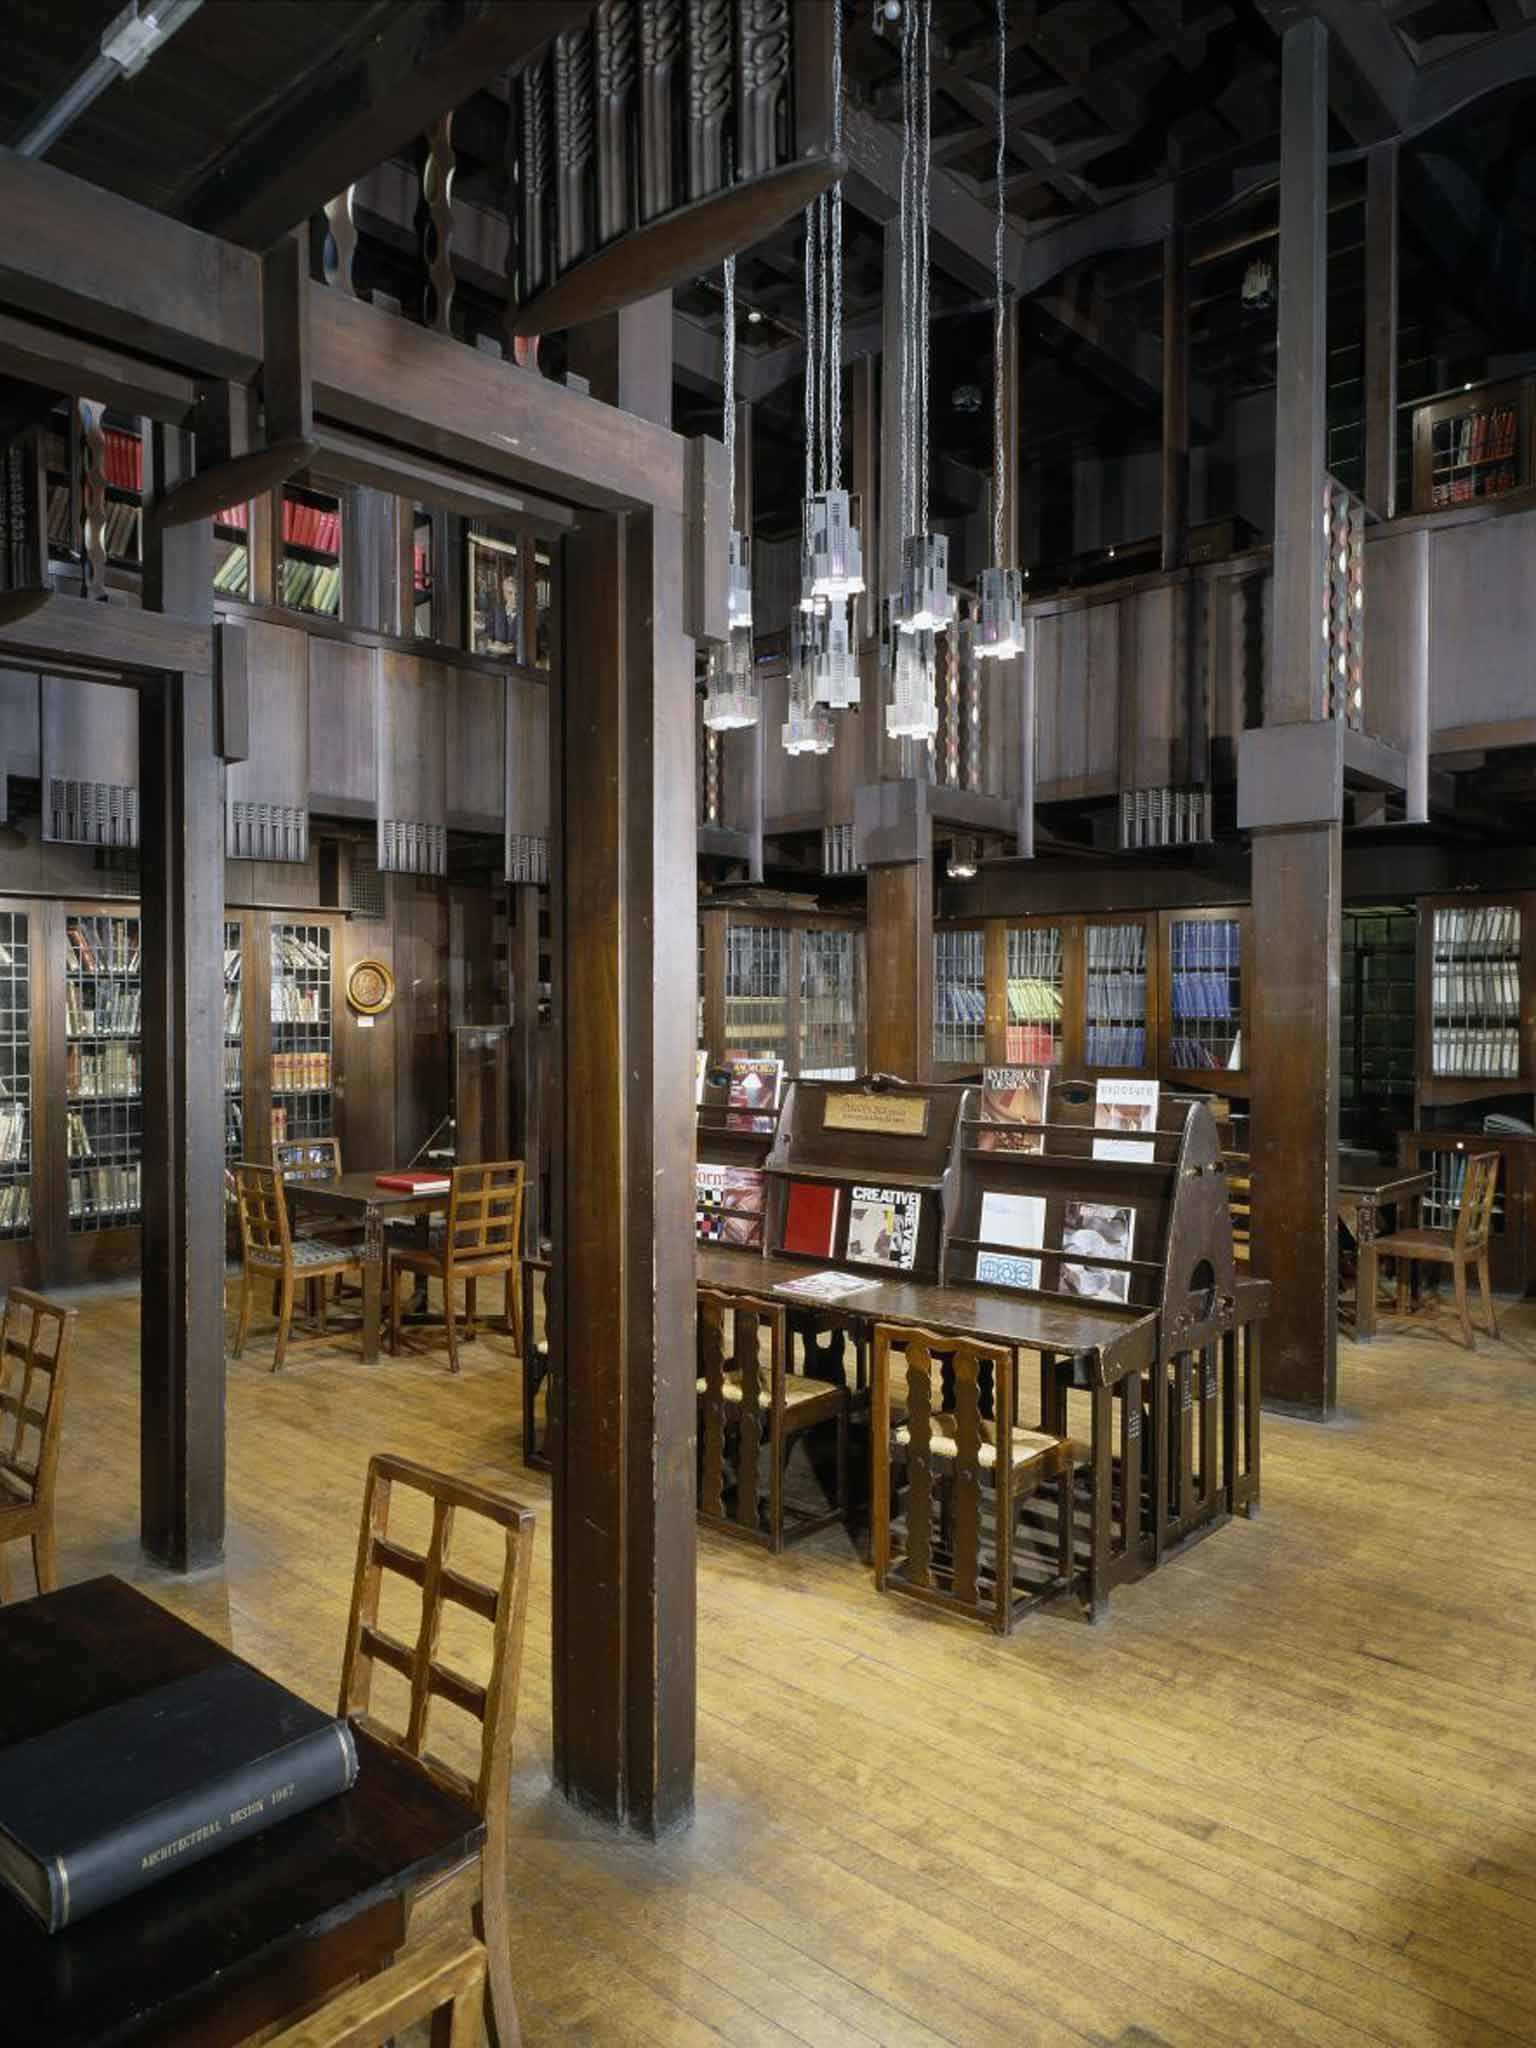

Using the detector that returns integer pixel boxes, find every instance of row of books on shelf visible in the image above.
[0,1102,26,1163]
[272,992,326,1027]
[281,558,341,612]
[224,1047,241,1092]
[1168,1034,1242,1070]
[0,1180,31,1234]
[1438,405,1518,470]
[1004,1026,1058,1065]
[102,427,143,492]
[275,933,330,972]
[1431,965,1520,1013]
[1431,466,1515,507]
[273,1051,332,1091]
[1170,921,1240,969]
[223,987,242,1034]
[936,985,986,1025]
[1431,1028,1521,1078]
[1083,972,1146,1019]
[1433,906,1520,952]
[1,443,36,592]
[66,985,141,1034]
[216,497,343,553]
[67,921,139,973]
[1169,973,1239,1020]
[44,492,140,562]
[1086,926,1147,971]
[213,545,249,596]
[270,1105,329,1144]
[1004,977,1062,1022]
[69,1166,140,1219]
[1083,1024,1148,1066]
[66,1044,140,1098]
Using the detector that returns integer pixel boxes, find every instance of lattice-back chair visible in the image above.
[231,1162,363,1371]
[268,1933,487,2048]
[1373,1147,1502,1349]
[273,1136,361,1305]
[696,1288,849,1553]
[872,1323,1080,1634]
[339,1455,534,2048]
[387,1161,525,1371]
[0,1289,75,1602]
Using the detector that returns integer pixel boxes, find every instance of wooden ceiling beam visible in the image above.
[169,0,588,251]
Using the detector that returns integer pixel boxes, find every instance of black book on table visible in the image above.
[0,1660,358,1934]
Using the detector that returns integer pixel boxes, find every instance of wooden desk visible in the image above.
[4,1576,483,2048]
[1337,1164,1432,1343]
[287,1171,446,1364]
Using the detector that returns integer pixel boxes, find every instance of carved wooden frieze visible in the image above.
[520,61,553,299]
[638,0,682,222]
[418,116,457,334]
[736,0,790,182]
[686,0,732,202]
[553,28,595,274]
[594,0,637,245]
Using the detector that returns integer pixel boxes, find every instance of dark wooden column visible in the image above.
[508,880,543,1251]
[566,292,673,426]
[865,859,934,1081]
[1159,202,1189,576]
[1364,141,1399,524]
[1244,16,1340,1416]
[139,422,226,1567]
[551,503,696,1833]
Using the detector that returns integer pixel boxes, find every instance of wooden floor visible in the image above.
[19,1279,1536,2047]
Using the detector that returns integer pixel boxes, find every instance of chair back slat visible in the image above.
[338,1454,534,1823]
[266,1932,488,2048]
[696,1288,787,1539]
[0,1289,74,1505]
[1457,1151,1500,1255]
[446,1160,524,1262]
[234,1162,291,1259]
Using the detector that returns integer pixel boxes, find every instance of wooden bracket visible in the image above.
[146,435,317,532]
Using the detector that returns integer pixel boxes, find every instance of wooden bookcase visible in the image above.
[1411,375,1532,513]
[1415,891,1536,1112]
[698,905,866,1082]
[933,908,1247,1094]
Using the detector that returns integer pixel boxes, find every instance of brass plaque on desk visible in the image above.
[823,1093,929,1137]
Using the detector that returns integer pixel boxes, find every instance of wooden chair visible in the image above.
[872,1323,1079,1634]
[273,1137,360,1307]
[231,1163,363,1371]
[267,1934,487,2047]
[0,1289,75,1603]
[387,1161,524,1372]
[339,1455,534,2048]
[1372,1148,1501,1349]
[520,1255,552,1472]
[696,1289,849,1552]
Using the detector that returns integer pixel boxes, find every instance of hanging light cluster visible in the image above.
[703,253,759,732]
[783,0,859,757]
[976,0,1025,662]
[887,0,948,739]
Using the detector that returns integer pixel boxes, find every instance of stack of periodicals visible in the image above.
[1084,925,1147,1066]
[1430,905,1522,1078]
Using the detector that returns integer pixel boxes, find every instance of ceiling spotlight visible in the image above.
[747,308,764,324]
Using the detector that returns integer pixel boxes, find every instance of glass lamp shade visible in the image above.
[783,605,835,754]
[811,596,859,708]
[975,565,1026,660]
[701,626,759,731]
[805,488,865,600]
[727,529,753,632]
[782,701,834,754]
[885,627,938,739]
[896,531,953,633]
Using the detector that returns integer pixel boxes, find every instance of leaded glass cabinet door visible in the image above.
[933,925,986,1074]
[0,909,32,1251]
[1004,921,1066,1069]
[64,910,143,1233]
[723,921,790,1070]
[1161,909,1248,1091]
[799,928,863,1079]
[1080,914,1158,1077]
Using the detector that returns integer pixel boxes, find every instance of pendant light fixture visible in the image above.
[703,253,759,732]
[976,0,1025,662]
[801,0,863,611]
[782,602,834,755]
[888,0,945,737]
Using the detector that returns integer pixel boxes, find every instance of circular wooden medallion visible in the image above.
[346,958,395,1016]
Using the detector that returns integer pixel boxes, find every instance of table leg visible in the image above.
[1354,1194,1379,1343]
[1086,1383,1112,1621]
[361,1207,384,1365]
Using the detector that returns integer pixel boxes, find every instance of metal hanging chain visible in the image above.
[723,253,737,528]
[817,187,831,493]
[898,0,915,540]
[918,0,932,538]
[829,0,844,492]
[992,0,1006,566]
[803,201,817,504]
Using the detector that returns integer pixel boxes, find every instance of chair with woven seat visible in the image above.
[274,1136,362,1307]
[872,1322,1081,1634]
[696,1288,849,1552]
[267,1933,487,2047]
[1371,1148,1501,1350]
[232,1162,364,1371]
[386,1161,524,1372]
[0,1288,75,1603]
[339,1455,534,2048]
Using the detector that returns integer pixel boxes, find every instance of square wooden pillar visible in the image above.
[139,422,226,1567]
[551,504,697,1833]
[865,860,934,1082]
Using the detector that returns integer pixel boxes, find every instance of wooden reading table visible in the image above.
[286,1170,448,1364]
[3,1575,483,2048]
[1337,1161,1433,1342]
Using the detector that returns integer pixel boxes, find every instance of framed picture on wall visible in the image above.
[467,530,522,658]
